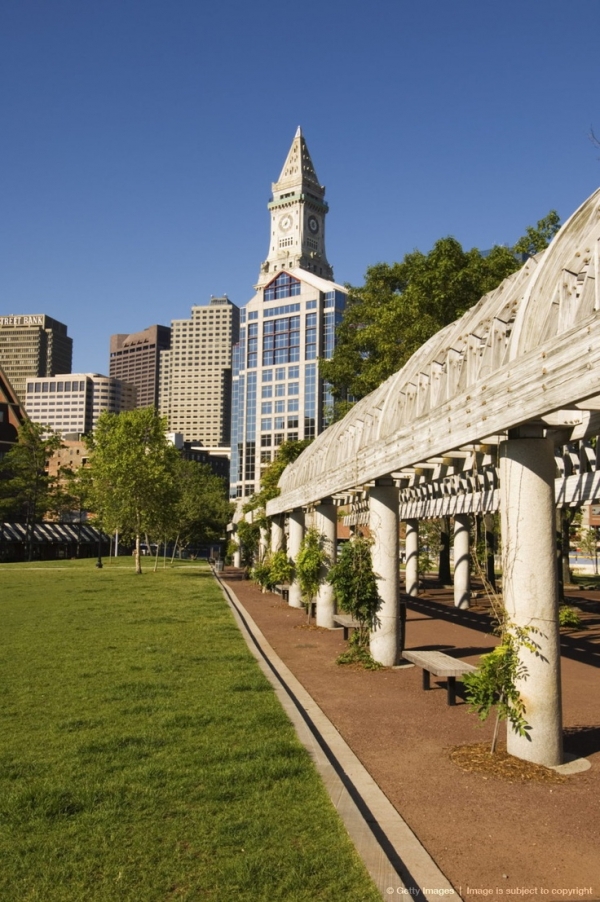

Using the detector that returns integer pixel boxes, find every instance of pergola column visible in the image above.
[405,518,419,597]
[500,435,563,767]
[232,532,242,569]
[315,498,337,628]
[287,509,305,609]
[259,526,268,562]
[369,478,400,666]
[453,514,470,609]
[270,515,284,555]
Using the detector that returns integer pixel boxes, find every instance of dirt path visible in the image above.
[223,571,600,900]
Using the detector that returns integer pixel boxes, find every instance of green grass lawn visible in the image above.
[0,559,381,902]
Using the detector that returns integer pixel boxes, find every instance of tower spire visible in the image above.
[257,129,333,285]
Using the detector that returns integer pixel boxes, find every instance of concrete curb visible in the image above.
[215,573,460,901]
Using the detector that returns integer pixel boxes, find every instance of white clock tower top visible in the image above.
[257,127,334,286]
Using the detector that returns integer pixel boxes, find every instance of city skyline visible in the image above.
[1,1,600,376]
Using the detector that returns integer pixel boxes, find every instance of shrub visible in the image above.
[327,536,381,648]
[558,605,582,629]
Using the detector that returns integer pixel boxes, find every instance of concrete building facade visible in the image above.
[109,324,171,409]
[159,296,239,446]
[25,373,136,438]
[229,128,346,498]
[0,314,72,403]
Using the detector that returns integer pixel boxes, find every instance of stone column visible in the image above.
[405,519,419,597]
[315,498,337,628]
[453,514,470,609]
[270,516,284,556]
[369,479,400,666]
[259,526,268,562]
[287,509,305,609]
[500,435,563,767]
[232,533,242,569]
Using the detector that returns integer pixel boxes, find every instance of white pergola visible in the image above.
[265,187,600,767]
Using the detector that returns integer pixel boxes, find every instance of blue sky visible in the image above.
[1,0,599,375]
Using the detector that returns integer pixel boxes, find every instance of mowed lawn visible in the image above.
[0,560,381,902]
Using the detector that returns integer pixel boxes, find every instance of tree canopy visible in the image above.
[86,408,181,573]
[320,212,561,405]
[0,420,63,559]
[174,458,231,550]
[86,408,231,572]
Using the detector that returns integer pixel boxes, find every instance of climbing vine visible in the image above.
[327,536,383,669]
[295,527,327,621]
[463,621,542,753]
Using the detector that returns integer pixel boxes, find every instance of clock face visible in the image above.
[279,214,293,232]
[308,215,319,234]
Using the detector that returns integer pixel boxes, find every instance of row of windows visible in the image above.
[261,381,299,398]
[28,381,86,393]
[260,399,299,414]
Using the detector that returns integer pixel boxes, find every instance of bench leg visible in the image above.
[343,627,349,641]
[422,670,430,691]
[447,676,456,706]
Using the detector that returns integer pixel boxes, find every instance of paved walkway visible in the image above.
[220,570,600,902]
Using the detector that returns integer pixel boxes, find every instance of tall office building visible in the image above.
[0,314,72,403]
[109,325,171,409]
[24,374,136,437]
[159,296,240,446]
[229,128,347,498]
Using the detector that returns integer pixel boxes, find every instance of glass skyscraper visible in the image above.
[230,129,346,498]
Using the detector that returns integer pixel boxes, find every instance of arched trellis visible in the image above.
[265,187,600,769]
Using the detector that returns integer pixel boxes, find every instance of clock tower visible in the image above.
[257,127,334,286]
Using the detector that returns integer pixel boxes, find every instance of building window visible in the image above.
[264,272,301,301]
[262,316,300,367]
[305,312,317,360]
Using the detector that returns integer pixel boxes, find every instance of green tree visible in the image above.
[175,459,231,552]
[327,536,381,647]
[295,526,327,621]
[513,210,561,257]
[320,214,561,404]
[86,408,180,574]
[244,439,312,519]
[0,420,63,560]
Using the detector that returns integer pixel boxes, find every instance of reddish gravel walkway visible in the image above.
[222,570,600,900]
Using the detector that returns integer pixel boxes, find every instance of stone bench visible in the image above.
[402,649,476,706]
[332,613,362,640]
[274,583,290,601]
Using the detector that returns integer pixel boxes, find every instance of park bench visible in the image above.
[402,649,476,706]
[274,583,290,601]
[332,613,362,640]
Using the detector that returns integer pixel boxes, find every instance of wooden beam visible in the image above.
[268,316,600,515]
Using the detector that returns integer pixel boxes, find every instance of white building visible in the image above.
[230,128,347,498]
[25,373,136,437]
[159,296,240,446]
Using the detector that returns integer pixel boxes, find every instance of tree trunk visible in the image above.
[135,534,142,575]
